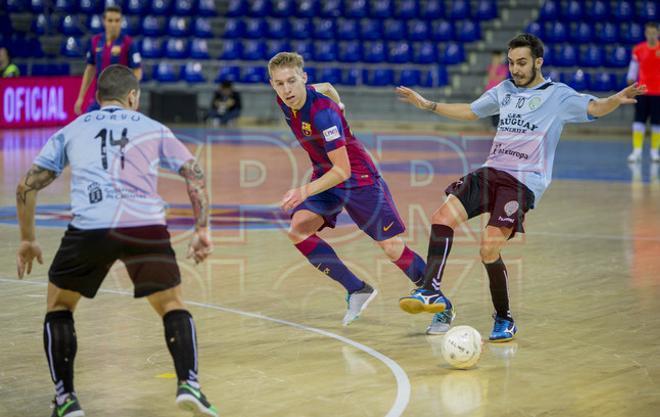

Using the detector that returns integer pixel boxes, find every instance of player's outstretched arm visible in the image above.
[15,165,57,278]
[395,86,479,121]
[587,82,647,118]
[179,159,213,264]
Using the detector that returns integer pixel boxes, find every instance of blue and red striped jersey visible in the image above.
[86,33,141,78]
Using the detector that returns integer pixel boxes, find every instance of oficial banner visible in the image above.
[0,76,85,128]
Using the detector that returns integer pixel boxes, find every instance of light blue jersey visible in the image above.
[34,105,193,229]
[470,77,596,204]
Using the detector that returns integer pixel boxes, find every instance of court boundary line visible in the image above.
[0,277,411,417]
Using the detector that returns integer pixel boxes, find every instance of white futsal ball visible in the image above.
[441,325,482,369]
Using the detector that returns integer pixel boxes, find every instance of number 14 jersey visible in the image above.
[34,105,194,229]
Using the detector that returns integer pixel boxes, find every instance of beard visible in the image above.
[512,66,537,88]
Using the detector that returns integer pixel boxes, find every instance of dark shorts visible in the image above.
[291,177,406,241]
[634,95,660,125]
[444,167,535,239]
[49,225,181,298]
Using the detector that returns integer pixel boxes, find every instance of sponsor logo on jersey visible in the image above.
[528,96,542,110]
[322,125,340,141]
[504,200,520,216]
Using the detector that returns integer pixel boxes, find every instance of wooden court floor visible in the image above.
[0,127,659,417]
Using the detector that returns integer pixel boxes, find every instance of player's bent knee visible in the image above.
[377,236,404,260]
[479,245,501,263]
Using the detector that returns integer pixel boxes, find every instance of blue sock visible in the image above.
[393,245,426,286]
[295,234,365,293]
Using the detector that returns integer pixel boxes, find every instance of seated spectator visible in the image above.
[0,47,20,77]
[208,81,242,127]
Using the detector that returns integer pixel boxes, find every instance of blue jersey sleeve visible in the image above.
[33,131,68,175]
[159,127,194,173]
[313,108,346,152]
[470,85,501,118]
[557,85,596,123]
[128,40,142,69]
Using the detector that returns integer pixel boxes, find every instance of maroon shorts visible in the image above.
[445,167,535,239]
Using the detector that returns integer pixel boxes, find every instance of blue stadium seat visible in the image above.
[339,68,361,86]
[421,0,444,19]
[456,21,480,42]
[60,36,84,57]
[154,62,178,83]
[6,0,26,12]
[168,17,190,37]
[338,40,362,62]
[267,39,290,58]
[291,40,313,60]
[32,63,69,76]
[473,0,497,20]
[248,0,270,17]
[139,37,162,58]
[226,0,247,16]
[165,38,190,59]
[317,67,341,84]
[542,46,553,66]
[80,0,101,14]
[123,16,141,35]
[570,22,594,43]
[440,42,465,64]
[412,41,437,63]
[337,19,359,40]
[289,18,312,39]
[591,72,615,91]
[222,19,244,38]
[545,68,560,82]
[431,20,453,41]
[388,41,410,63]
[561,69,590,91]
[30,0,45,13]
[103,0,125,9]
[437,65,449,86]
[448,0,470,20]
[304,67,316,83]
[174,0,195,16]
[545,21,568,43]
[181,62,205,83]
[241,66,267,84]
[619,22,643,44]
[151,0,172,15]
[637,1,657,22]
[190,38,210,59]
[561,0,584,21]
[241,39,266,60]
[267,18,288,39]
[313,40,337,61]
[244,18,267,38]
[194,18,213,38]
[55,0,77,13]
[32,14,51,35]
[605,45,630,68]
[616,73,629,90]
[126,0,148,15]
[198,0,217,16]
[216,66,240,82]
[142,15,164,36]
[363,41,386,63]
[395,0,418,19]
[319,0,342,17]
[365,68,394,86]
[408,20,429,41]
[553,44,577,67]
[398,69,420,86]
[371,0,393,18]
[611,0,634,22]
[296,0,318,17]
[586,0,610,20]
[271,0,293,17]
[345,0,368,18]
[383,19,406,41]
[595,22,618,43]
[525,22,543,38]
[538,0,559,21]
[579,45,604,67]
[24,36,44,58]
[60,15,83,36]
[313,18,336,40]
[360,19,383,40]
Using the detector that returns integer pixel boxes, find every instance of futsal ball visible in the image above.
[441,325,482,369]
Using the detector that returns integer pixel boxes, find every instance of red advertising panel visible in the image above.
[0,76,87,128]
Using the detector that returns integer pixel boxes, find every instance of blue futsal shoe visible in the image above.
[399,288,451,314]
[489,315,517,342]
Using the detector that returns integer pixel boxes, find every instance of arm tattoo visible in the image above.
[16,165,58,204]
[179,160,209,229]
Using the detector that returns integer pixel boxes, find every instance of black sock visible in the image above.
[43,310,77,397]
[484,257,513,320]
[163,309,199,387]
[422,224,454,291]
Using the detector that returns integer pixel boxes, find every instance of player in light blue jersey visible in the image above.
[396,34,646,341]
[15,65,218,417]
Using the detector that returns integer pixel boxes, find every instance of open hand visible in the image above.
[17,240,43,278]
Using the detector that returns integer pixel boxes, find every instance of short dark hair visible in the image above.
[97,65,138,103]
[221,80,233,89]
[645,22,657,30]
[508,33,545,60]
[103,5,122,16]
